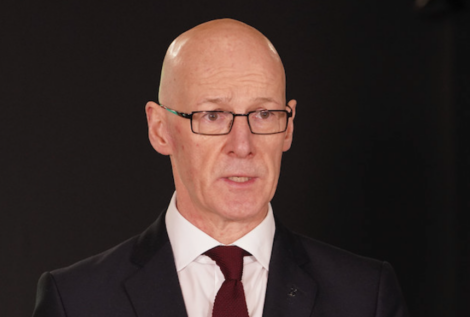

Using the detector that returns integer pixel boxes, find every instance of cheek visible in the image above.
[174,123,182,134]
[264,140,284,174]
[169,123,190,152]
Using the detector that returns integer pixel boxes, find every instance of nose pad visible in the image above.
[229,114,251,134]
[225,114,254,157]
[226,117,235,132]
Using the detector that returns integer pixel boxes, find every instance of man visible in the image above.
[33,19,409,317]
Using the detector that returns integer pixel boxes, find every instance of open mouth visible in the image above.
[227,176,252,183]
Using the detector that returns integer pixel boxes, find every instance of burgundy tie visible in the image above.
[204,246,250,317]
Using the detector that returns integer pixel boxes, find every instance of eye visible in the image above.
[258,110,272,119]
[201,111,226,122]
[207,112,219,121]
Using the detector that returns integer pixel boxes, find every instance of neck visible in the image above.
[175,201,267,245]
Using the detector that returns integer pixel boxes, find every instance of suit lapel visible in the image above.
[124,213,188,317]
[122,212,317,317]
[262,220,318,317]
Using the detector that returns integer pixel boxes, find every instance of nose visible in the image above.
[225,115,255,158]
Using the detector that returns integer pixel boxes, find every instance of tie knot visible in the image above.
[204,246,250,280]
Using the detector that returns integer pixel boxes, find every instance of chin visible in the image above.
[216,199,268,222]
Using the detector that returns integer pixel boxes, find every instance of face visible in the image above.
[148,25,296,230]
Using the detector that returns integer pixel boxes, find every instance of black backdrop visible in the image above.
[1,0,468,316]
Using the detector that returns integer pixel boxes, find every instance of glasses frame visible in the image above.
[158,104,293,136]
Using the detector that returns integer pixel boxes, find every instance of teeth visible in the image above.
[228,176,251,182]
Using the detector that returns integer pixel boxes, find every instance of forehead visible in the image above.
[175,37,285,106]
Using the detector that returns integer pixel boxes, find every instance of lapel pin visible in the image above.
[288,287,298,297]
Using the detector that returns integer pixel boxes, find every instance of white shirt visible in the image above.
[165,192,276,317]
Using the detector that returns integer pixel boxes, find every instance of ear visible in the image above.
[146,101,172,155]
[282,99,296,152]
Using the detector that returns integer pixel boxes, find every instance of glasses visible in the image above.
[159,104,293,135]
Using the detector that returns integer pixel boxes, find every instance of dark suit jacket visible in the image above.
[32,213,409,317]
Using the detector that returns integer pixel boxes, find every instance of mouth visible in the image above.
[227,176,252,183]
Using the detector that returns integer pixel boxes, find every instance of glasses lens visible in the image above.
[192,111,233,135]
[249,110,287,134]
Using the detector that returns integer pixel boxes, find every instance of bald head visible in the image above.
[158,19,285,106]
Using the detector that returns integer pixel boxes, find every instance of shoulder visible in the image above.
[275,224,395,294]
[50,235,140,289]
[50,211,168,284]
[289,230,390,285]
[267,223,409,316]
[33,235,143,317]
[277,229,408,316]
[33,214,173,316]
[274,221,384,272]
[294,232,384,271]
[291,231,408,311]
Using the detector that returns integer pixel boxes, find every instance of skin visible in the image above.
[146,19,296,244]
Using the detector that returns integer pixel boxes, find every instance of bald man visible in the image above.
[33,19,409,317]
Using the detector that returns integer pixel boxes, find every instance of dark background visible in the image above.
[1,0,468,316]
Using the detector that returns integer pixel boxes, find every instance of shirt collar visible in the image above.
[165,192,275,272]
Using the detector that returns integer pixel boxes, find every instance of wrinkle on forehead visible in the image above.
[158,19,285,105]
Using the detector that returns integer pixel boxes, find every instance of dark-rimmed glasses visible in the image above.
[159,104,293,135]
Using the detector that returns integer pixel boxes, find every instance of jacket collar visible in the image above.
[125,211,188,317]
[262,218,318,317]
[124,212,317,317]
